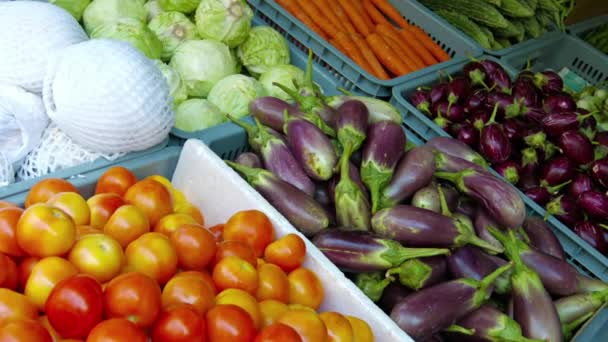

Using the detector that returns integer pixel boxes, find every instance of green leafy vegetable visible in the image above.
[159,0,201,14]
[174,98,226,131]
[148,11,199,61]
[154,60,188,106]
[83,0,147,34]
[258,64,305,102]
[207,74,266,119]
[144,0,165,22]
[237,26,290,76]
[50,0,91,21]
[194,0,253,48]
[90,18,162,59]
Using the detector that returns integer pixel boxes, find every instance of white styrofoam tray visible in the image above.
[171,139,413,342]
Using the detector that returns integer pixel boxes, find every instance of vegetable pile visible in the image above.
[583,22,608,54]
[0,166,373,341]
[274,0,451,80]
[420,0,575,50]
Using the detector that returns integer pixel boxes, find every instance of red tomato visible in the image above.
[161,272,215,316]
[256,263,289,303]
[151,305,206,342]
[45,275,103,339]
[103,272,162,328]
[254,323,302,342]
[124,179,173,226]
[264,234,306,272]
[206,304,256,342]
[24,256,78,309]
[154,213,197,236]
[0,318,53,342]
[287,268,324,310]
[25,178,78,208]
[103,204,150,248]
[17,256,39,292]
[212,256,258,294]
[170,224,216,271]
[0,207,25,257]
[85,318,147,342]
[224,210,274,257]
[0,201,17,210]
[0,288,38,325]
[124,232,178,285]
[95,166,137,197]
[176,271,217,295]
[16,203,76,257]
[86,193,125,229]
[214,240,257,267]
[0,256,18,290]
[215,288,261,329]
[208,224,224,242]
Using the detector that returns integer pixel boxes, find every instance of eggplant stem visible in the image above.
[437,185,452,217]
[599,224,608,231]
[444,325,475,335]
[476,262,514,300]
[546,180,572,194]
[381,244,450,267]
[562,311,594,340]
[305,49,314,90]
[486,103,500,126]
[468,235,505,254]
[337,87,353,96]
[273,82,303,103]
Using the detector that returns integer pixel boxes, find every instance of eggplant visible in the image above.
[235,152,262,168]
[591,158,608,189]
[522,216,565,260]
[325,95,402,124]
[386,256,447,291]
[411,183,441,213]
[411,88,432,116]
[534,71,563,94]
[520,106,547,124]
[226,161,329,236]
[354,272,392,302]
[447,246,510,295]
[464,88,489,114]
[473,209,504,253]
[541,112,591,137]
[431,101,450,129]
[488,68,512,94]
[250,96,301,131]
[456,197,478,219]
[336,99,369,153]
[274,82,336,136]
[379,282,412,313]
[479,104,512,164]
[441,184,460,213]
[444,103,467,123]
[447,77,471,106]
[454,123,478,147]
[502,118,525,141]
[430,82,449,103]
[487,92,519,118]
[463,61,489,88]
[545,195,583,227]
[513,77,540,108]
[389,262,513,341]
[314,183,332,207]
[470,109,491,131]
[524,187,552,206]
[371,205,503,253]
[327,160,368,202]
[540,156,575,187]
[579,191,608,220]
[311,230,449,272]
[434,152,488,175]
[544,92,576,113]
[555,289,608,325]
[558,130,594,166]
[494,160,520,185]
[335,153,371,231]
[285,116,337,181]
[568,173,594,199]
[573,221,608,254]
[427,137,489,168]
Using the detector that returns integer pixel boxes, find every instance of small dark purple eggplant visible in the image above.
[534,71,564,94]
[386,256,448,291]
[573,221,608,254]
[235,152,262,168]
[520,147,541,176]
[447,77,471,107]
[473,209,504,253]
[524,187,552,206]
[463,61,489,88]
[513,78,540,108]
[541,112,590,137]
[543,92,576,113]
[480,59,504,76]
[487,92,520,118]
[379,282,412,313]
[445,103,466,123]
[447,246,510,295]
[470,109,491,131]
[540,156,575,187]
[411,184,441,213]
[522,216,565,260]
[579,191,608,220]
[250,96,301,131]
[488,68,512,94]
[432,101,450,128]
[591,158,608,189]
[314,183,332,207]
[558,130,594,166]
[502,118,525,141]
[464,88,489,113]
[411,88,432,116]
[479,105,512,164]
[520,106,546,124]
[455,123,478,147]
[545,195,583,227]
[568,173,594,199]
[427,136,489,168]
[494,160,520,185]
[354,272,392,302]
[430,83,449,103]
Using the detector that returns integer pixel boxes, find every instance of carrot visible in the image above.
[350,33,389,79]
[328,0,357,33]
[297,0,339,38]
[398,28,438,66]
[362,0,391,26]
[352,0,375,30]
[408,25,451,62]
[380,33,417,72]
[276,0,328,39]
[334,32,374,75]
[311,0,347,33]
[338,0,372,36]
[366,33,410,76]
[370,0,410,29]
[376,24,425,70]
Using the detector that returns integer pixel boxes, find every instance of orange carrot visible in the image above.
[298,0,339,38]
[366,33,410,76]
[376,24,425,69]
[312,0,347,33]
[276,0,328,39]
[409,25,451,62]
[334,32,374,74]
[350,33,389,79]
[338,0,372,36]
[362,0,391,26]
[378,32,418,72]
[353,0,375,30]
[399,28,438,66]
[328,0,357,33]
[370,0,410,29]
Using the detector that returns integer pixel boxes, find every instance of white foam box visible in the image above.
[171,139,414,342]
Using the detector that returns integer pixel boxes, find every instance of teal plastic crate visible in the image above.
[568,15,608,61]
[247,0,482,98]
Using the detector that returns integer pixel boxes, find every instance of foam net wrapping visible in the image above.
[17,124,125,181]
[0,1,88,93]
[43,39,175,154]
[0,152,15,187]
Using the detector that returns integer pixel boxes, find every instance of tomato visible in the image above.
[174,203,205,226]
[154,213,197,236]
[103,204,150,248]
[144,176,188,211]
[208,224,224,242]
[0,207,25,257]
[103,272,161,328]
[124,232,178,285]
[124,179,173,226]
[85,318,147,342]
[25,256,78,309]
[254,323,302,342]
[206,304,256,342]
[74,225,102,240]
[151,305,206,342]
[0,201,17,210]
[214,240,256,267]
[47,192,90,226]
[212,256,258,294]
[259,300,288,328]
[319,312,354,342]
[264,234,306,272]
[344,316,373,342]
[0,318,53,342]
[45,275,103,339]
[17,257,39,292]
[277,308,327,342]
[256,263,289,303]
[287,268,324,310]
[69,234,124,283]
[0,288,38,324]
[39,315,62,341]
[161,272,215,316]
[25,178,78,208]
[95,166,137,197]
[0,256,18,290]
[215,288,261,329]
[175,270,217,295]
[16,203,76,257]
[224,210,274,257]
[170,224,216,271]
[86,193,125,229]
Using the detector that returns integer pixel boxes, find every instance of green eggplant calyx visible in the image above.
[468,68,490,89]
[486,103,500,126]
[521,147,538,167]
[562,312,594,340]
[304,112,336,137]
[255,118,279,148]
[225,160,265,185]
[437,184,453,217]
[472,262,514,306]
[487,227,528,264]
[524,131,547,149]
[386,259,433,291]
[504,102,522,119]
[542,141,560,159]
[354,272,392,302]
[454,217,504,254]
[502,166,520,185]
[545,195,566,218]
[335,152,371,231]
[337,125,366,155]
[379,239,449,268]
[361,160,394,215]
[488,312,540,342]
[444,325,475,336]
[547,180,572,195]
[434,169,475,194]
[226,115,261,148]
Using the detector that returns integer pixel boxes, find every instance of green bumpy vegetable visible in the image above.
[492,19,523,38]
[522,16,543,38]
[512,20,526,42]
[496,37,512,48]
[484,0,502,6]
[420,0,510,29]
[498,0,535,18]
[436,10,492,49]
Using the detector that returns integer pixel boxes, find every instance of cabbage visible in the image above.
[159,0,200,13]
[258,64,305,102]
[144,0,165,22]
[174,98,226,131]
[154,60,188,106]
[91,18,162,59]
[49,0,91,21]
[237,26,290,76]
[83,0,147,34]
[207,74,266,119]
[148,11,199,61]
[194,0,253,48]
[169,39,237,97]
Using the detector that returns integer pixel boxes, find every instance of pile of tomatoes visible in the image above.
[0,166,373,342]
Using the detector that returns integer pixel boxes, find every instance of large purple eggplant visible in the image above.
[389,262,512,341]
[411,183,441,213]
[473,209,504,253]
[285,116,337,181]
[579,191,608,220]
[427,137,489,168]
[250,96,302,131]
[226,161,329,236]
[434,151,489,174]
[326,95,403,124]
[522,216,565,260]
[479,104,512,164]
[411,88,432,116]
[540,156,575,187]
[354,272,392,302]
[544,92,576,113]
[334,153,371,231]
[555,289,608,326]
[591,158,608,189]
[558,130,594,166]
[534,71,563,94]
[573,221,608,254]
[235,152,262,168]
[336,99,369,153]
[386,256,447,291]
[546,195,583,227]
[447,246,510,295]
[568,173,594,199]
[379,282,412,313]
[311,230,449,272]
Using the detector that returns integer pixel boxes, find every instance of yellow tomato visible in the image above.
[16,204,76,257]
[24,256,78,309]
[68,234,124,283]
[103,205,150,248]
[319,312,354,342]
[259,300,288,328]
[46,192,90,226]
[215,288,262,329]
[124,232,177,285]
[153,213,197,236]
[345,316,373,342]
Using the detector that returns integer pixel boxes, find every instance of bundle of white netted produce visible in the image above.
[0,153,14,187]
[43,39,174,154]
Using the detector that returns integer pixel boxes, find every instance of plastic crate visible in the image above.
[247,0,482,98]
[567,15,608,62]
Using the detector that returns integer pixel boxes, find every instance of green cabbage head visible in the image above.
[83,0,147,34]
[149,11,199,61]
[159,0,201,14]
[144,0,165,22]
[194,0,253,48]
[154,60,188,106]
[258,64,305,102]
[238,26,290,76]
[174,99,226,132]
[50,0,91,21]
[207,74,266,119]
[91,18,163,60]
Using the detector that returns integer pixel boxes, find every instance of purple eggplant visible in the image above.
[558,130,594,166]
[311,230,449,272]
[250,96,301,131]
[235,152,262,168]
[361,121,406,213]
[456,197,478,219]
[379,282,412,313]
[473,209,504,253]
[354,272,392,302]
[525,187,553,206]
[430,82,449,103]
[521,106,547,124]
[335,153,371,231]
[471,109,491,131]
[568,173,594,199]
[434,152,489,174]
[519,170,540,191]
[442,184,460,213]
[463,61,489,88]
[488,68,512,94]
[411,88,432,116]
[541,112,590,137]
[226,161,329,236]
[591,158,608,189]
[336,99,369,153]
[534,71,564,94]
[431,101,450,128]
[522,216,565,260]
[494,160,520,185]
[487,92,520,118]
[579,191,608,220]
[540,156,575,187]
[285,116,337,181]
[447,246,510,295]
[411,183,441,213]
[544,92,576,113]
[545,195,583,227]
[513,78,540,108]
[555,290,608,326]
[371,205,503,253]
[386,256,448,291]
[479,105,512,164]
[573,221,608,254]
[447,77,471,106]
[444,103,467,123]
[328,160,368,201]
[464,88,489,113]
[502,118,525,141]
[427,137,489,168]
[455,123,478,147]
[314,183,332,207]
[389,262,512,341]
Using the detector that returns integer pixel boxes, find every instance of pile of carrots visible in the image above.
[275,0,451,80]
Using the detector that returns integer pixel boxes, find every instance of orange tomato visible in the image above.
[124,179,173,226]
[161,272,215,316]
[259,300,288,328]
[224,210,274,257]
[124,232,177,285]
[0,318,53,342]
[206,304,256,342]
[254,323,303,342]
[25,178,78,208]
[264,234,306,272]
[17,256,39,292]
[176,270,217,295]
[103,272,161,328]
[214,240,257,267]
[75,225,102,239]
[345,316,373,342]
[215,288,261,329]
[319,312,354,342]
[277,308,327,342]
[256,263,289,303]
[0,201,17,209]
[212,256,258,295]
[208,224,224,242]
[103,204,150,248]
[68,234,124,283]
[0,256,18,291]
[151,305,206,342]
[47,192,90,226]
[24,256,78,309]
[170,224,216,271]
[16,203,76,257]
[174,203,205,226]
[85,318,147,342]
[287,268,324,310]
[0,288,38,324]
[39,315,62,341]
[86,193,125,229]
[154,213,197,236]
[95,166,137,197]
[0,207,25,257]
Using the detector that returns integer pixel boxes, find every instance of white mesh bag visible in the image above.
[0,152,15,187]
[17,124,125,181]
[0,1,88,93]
[43,39,174,154]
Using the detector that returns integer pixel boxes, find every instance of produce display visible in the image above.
[583,23,608,54]
[0,166,372,341]
[274,0,451,80]
[420,0,575,50]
